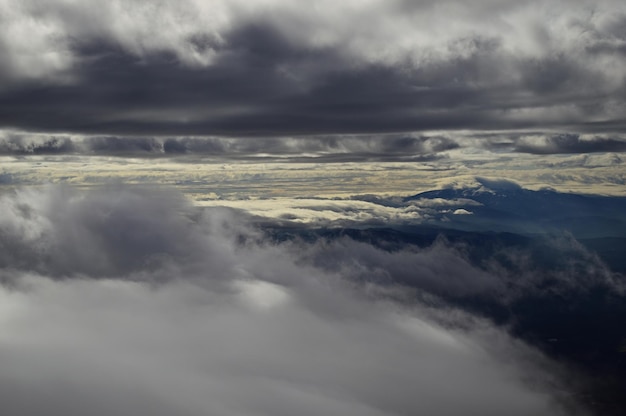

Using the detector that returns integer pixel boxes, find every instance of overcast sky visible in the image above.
[0,0,625,197]
[0,0,625,137]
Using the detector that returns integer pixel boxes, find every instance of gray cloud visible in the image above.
[0,185,587,415]
[0,131,457,161]
[513,133,626,154]
[0,132,77,155]
[0,0,624,136]
[4,130,626,162]
[300,237,504,298]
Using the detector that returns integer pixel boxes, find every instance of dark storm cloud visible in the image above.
[0,185,586,415]
[0,132,76,154]
[4,129,626,160]
[89,136,163,154]
[0,45,491,135]
[0,131,457,161]
[454,131,626,156]
[0,0,624,137]
[513,133,626,154]
[161,134,459,161]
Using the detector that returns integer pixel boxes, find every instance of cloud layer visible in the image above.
[0,130,458,161]
[0,0,625,135]
[2,130,625,162]
[0,185,586,415]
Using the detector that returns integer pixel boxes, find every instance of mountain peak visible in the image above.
[473,177,522,192]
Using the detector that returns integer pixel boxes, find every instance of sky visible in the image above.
[1,1,626,415]
[1,0,625,200]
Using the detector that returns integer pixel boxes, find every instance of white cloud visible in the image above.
[0,272,568,416]
[1,0,624,87]
[0,0,75,83]
[197,198,424,225]
[0,185,580,415]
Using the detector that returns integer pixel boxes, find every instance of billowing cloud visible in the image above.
[0,185,589,415]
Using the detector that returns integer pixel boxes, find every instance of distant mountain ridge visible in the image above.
[405,178,626,238]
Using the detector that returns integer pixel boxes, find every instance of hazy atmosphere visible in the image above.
[1,1,626,415]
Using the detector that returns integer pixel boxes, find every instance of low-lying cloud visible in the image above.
[0,185,588,415]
